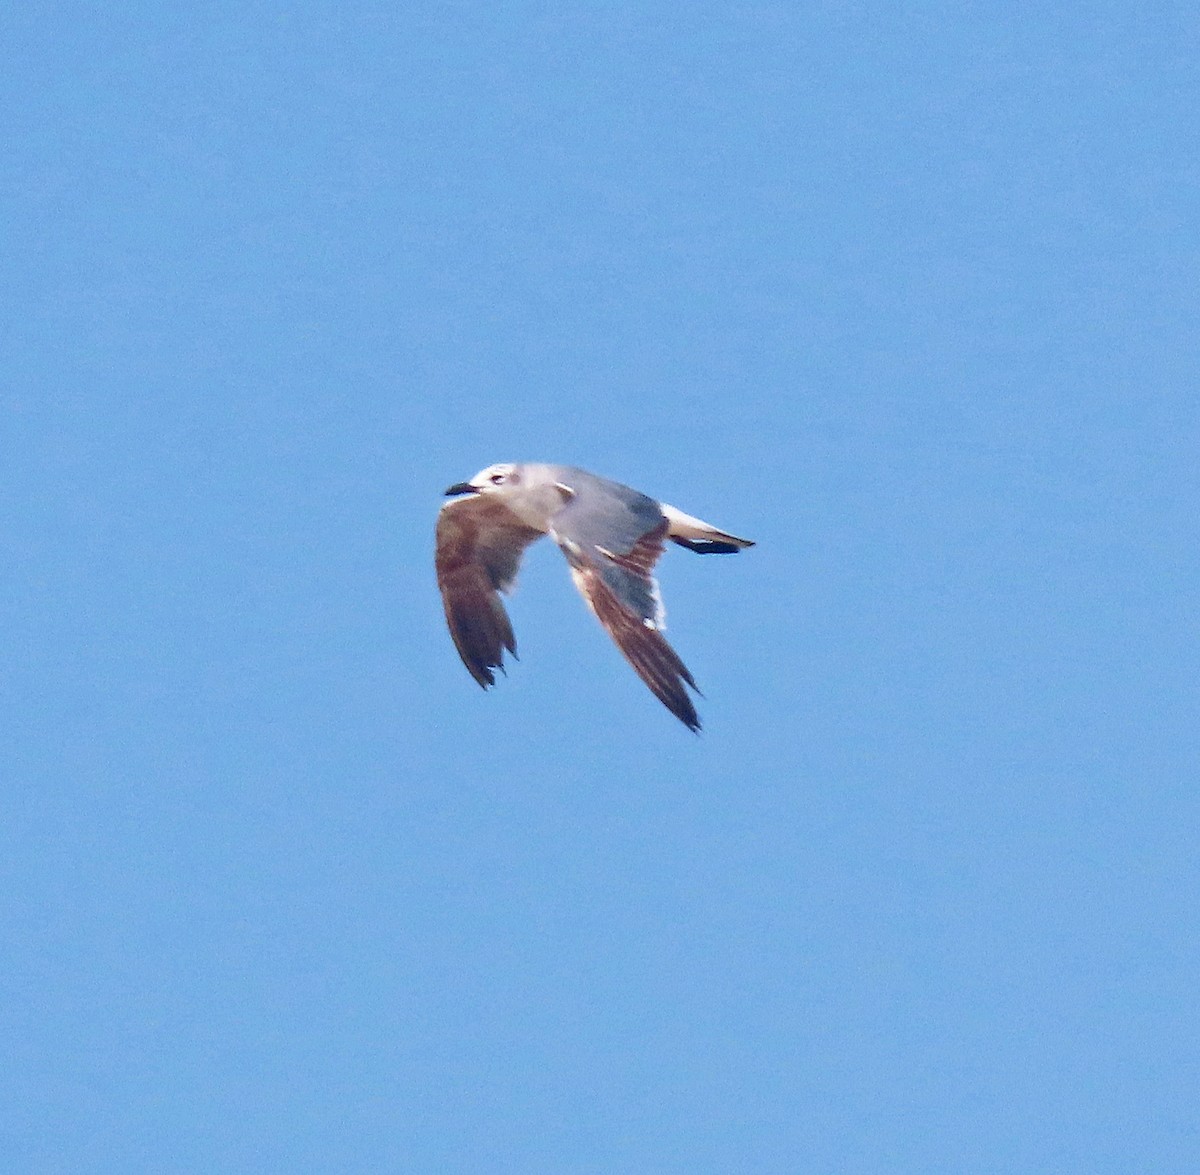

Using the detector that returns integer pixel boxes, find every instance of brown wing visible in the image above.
[435,496,544,687]
[563,519,702,731]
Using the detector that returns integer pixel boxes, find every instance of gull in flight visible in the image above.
[435,462,754,730]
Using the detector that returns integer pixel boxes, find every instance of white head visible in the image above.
[443,462,523,497]
[443,462,570,532]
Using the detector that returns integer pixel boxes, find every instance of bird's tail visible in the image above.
[660,504,755,554]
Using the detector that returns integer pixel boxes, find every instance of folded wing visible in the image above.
[435,495,544,687]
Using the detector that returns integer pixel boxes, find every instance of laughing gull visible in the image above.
[435,463,753,730]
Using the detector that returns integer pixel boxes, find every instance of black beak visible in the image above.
[444,482,478,497]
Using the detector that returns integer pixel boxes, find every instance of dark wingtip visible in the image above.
[669,537,751,555]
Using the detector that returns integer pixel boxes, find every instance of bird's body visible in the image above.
[435,463,753,730]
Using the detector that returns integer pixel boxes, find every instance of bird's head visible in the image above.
[444,463,522,497]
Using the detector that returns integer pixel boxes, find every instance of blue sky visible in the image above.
[3,3,1197,1171]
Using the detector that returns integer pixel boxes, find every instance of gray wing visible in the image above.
[550,484,702,731]
[435,495,544,687]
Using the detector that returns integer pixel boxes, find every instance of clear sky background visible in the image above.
[3,3,1197,1172]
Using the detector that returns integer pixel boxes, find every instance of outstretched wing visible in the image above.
[435,495,544,687]
[554,513,702,732]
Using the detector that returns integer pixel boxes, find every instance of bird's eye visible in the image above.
[489,473,505,484]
